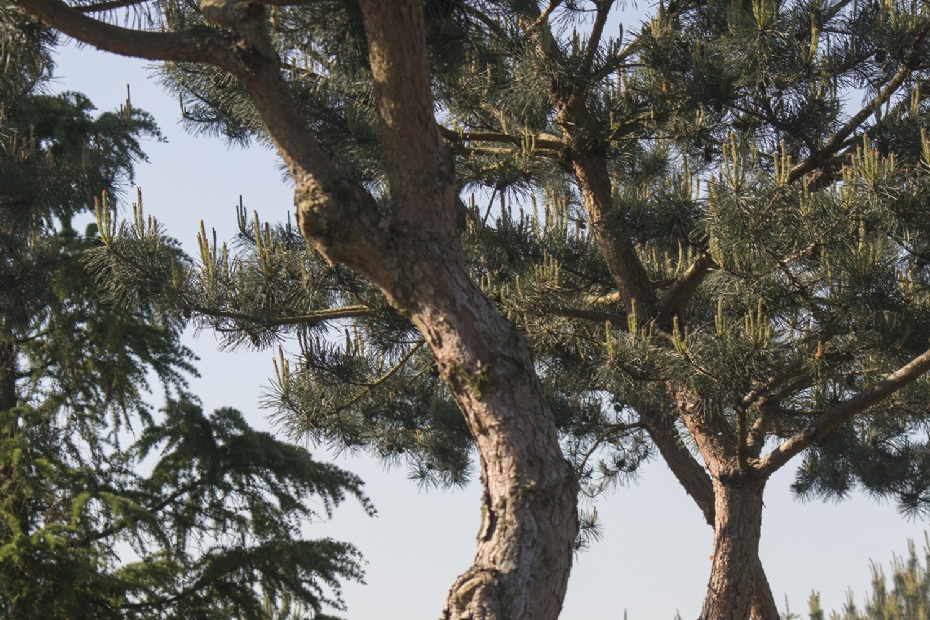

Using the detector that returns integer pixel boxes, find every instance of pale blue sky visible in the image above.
[50,14,930,618]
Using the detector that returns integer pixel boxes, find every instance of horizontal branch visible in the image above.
[755,346,930,477]
[438,126,565,151]
[191,304,373,328]
[555,307,628,325]
[14,0,236,65]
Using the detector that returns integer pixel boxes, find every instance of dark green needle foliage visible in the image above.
[0,9,370,619]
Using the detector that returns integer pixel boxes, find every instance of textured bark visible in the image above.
[570,153,656,320]
[357,6,578,618]
[750,557,780,620]
[210,3,579,618]
[701,475,767,620]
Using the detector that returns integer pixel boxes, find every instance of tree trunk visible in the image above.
[0,339,15,413]
[367,230,579,620]
[640,408,779,620]
[750,556,779,620]
[202,3,581,618]
[701,475,767,620]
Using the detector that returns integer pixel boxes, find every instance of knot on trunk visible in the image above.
[442,565,503,620]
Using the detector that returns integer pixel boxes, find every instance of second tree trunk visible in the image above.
[701,476,767,620]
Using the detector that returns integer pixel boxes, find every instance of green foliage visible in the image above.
[0,401,371,620]
[807,536,930,620]
[83,0,930,534]
[0,10,371,618]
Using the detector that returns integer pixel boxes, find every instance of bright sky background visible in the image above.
[48,5,930,617]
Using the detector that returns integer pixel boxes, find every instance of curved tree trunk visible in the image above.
[397,241,579,620]
[213,2,580,617]
[357,5,579,617]
[701,476,767,620]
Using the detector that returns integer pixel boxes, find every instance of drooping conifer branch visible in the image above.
[187,304,372,328]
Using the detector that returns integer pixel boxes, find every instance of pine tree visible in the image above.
[807,535,930,620]
[14,0,930,618]
[0,16,371,619]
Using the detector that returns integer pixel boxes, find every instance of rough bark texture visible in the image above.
[702,475,767,620]
[358,6,578,618]
[750,557,780,620]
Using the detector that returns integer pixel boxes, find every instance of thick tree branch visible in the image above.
[14,0,236,65]
[571,153,658,320]
[756,346,930,477]
[657,252,716,325]
[188,3,397,284]
[672,385,742,476]
[75,0,146,14]
[555,307,628,325]
[527,0,564,33]
[438,126,566,151]
[580,0,614,78]
[359,0,454,236]
[640,407,714,525]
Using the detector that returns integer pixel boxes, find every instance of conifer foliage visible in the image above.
[0,14,370,619]
[13,0,930,618]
